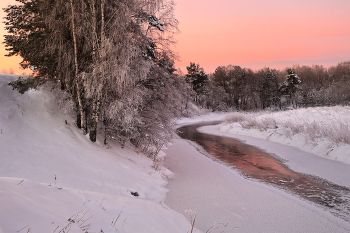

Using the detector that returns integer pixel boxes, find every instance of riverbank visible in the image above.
[174,112,350,187]
[164,136,350,232]
[199,124,350,189]
[220,108,350,165]
[164,113,350,232]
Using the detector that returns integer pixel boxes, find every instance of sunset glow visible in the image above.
[1,0,350,74]
[0,1,27,75]
[173,0,350,72]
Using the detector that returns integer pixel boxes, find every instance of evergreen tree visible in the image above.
[185,62,210,104]
[278,68,301,108]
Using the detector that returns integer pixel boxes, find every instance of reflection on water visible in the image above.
[178,122,350,221]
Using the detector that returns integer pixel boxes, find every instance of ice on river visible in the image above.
[164,115,350,232]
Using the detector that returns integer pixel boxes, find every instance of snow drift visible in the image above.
[0,74,191,233]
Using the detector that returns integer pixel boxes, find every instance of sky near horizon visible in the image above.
[1,0,350,74]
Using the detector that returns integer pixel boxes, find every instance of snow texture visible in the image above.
[0,74,191,233]
[163,113,350,232]
[220,108,350,165]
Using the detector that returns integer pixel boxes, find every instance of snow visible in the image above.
[0,74,191,233]
[200,124,350,190]
[220,108,350,165]
[175,112,229,126]
[3,72,350,232]
[164,138,350,233]
[163,112,350,232]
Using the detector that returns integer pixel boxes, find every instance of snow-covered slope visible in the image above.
[0,74,191,233]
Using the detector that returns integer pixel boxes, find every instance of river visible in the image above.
[164,122,350,232]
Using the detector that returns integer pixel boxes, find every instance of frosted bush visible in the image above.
[225,106,350,146]
[225,112,249,123]
[41,81,75,114]
[240,118,258,129]
[259,117,278,130]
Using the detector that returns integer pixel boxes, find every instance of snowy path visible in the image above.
[164,124,350,232]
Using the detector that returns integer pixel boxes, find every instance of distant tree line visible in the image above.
[183,61,350,111]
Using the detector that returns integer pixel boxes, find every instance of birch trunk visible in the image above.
[70,0,84,129]
[90,0,98,63]
[89,0,105,142]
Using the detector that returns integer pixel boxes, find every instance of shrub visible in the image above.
[8,76,46,94]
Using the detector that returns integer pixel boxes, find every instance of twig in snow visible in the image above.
[112,206,124,227]
[53,225,60,233]
[77,208,89,223]
[121,218,127,230]
[190,215,196,233]
[80,223,92,231]
[100,197,106,211]
[83,200,90,205]
[79,215,93,227]
[58,222,72,233]
[206,222,228,233]
[17,225,29,232]
[17,180,24,185]
[68,209,83,222]
[100,197,105,206]
[185,209,197,233]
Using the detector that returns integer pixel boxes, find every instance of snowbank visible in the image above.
[175,112,230,126]
[164,137,350,233]
[165,112,350,232]
[220,108,350,165]
[0,74,191,233]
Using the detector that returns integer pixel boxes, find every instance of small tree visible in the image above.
[278,68,301,108]
[185,62,210,104]
[257,68,279,109]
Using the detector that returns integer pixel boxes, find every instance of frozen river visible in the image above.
[164,122,350,232]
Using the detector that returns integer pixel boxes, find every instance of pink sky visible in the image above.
[1,0,350,74]
[173,0,350,73]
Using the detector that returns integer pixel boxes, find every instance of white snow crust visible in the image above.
[0,74,191,233]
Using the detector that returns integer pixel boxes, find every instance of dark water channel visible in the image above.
[178,122,350,221]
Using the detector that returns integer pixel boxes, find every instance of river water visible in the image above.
[177,122,350,221]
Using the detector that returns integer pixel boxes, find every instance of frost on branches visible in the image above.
[3,0,188,155]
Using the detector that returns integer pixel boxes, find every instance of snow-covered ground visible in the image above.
[0,74,192,233]
[3,72,350,233]
[164,138,350,233]
[164,112,350,232]
[220,108,350,165]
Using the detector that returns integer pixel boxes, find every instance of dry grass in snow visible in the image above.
[222,106,350,164]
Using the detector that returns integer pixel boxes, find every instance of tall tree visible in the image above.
[257,68,279,109]
[4,0,180,143]
[185,62,210,104]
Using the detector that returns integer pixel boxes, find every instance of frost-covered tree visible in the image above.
[4,0,180,144]
[185,62,210,104]
[279,69,301,95]
[278,68,301,108]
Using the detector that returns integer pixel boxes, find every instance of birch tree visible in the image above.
[4,0,180,145]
